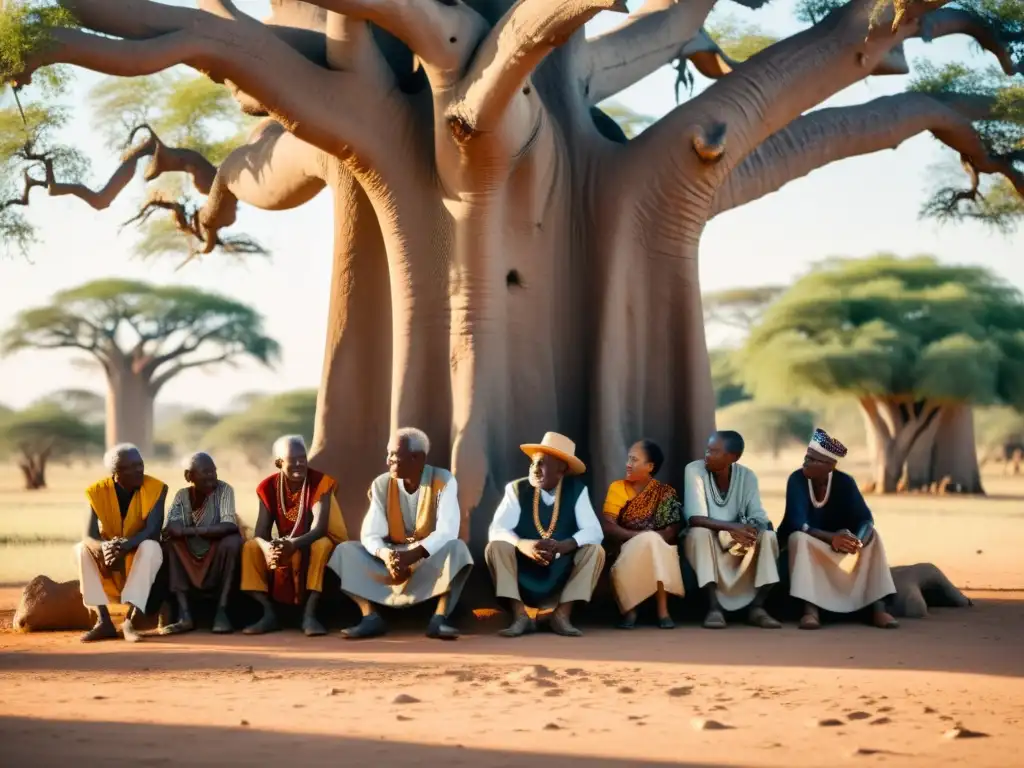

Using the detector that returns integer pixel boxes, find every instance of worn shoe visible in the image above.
[80,621,118,643]
[549,612,583,637]
[799,611,821,630]
[211,608,234,634]
[872,610,899,629]
[159,619,195,636]
[747,607,781,629]
[658,615,676,629]
[122,617,143,643]
[702,610,727,629]
[617,610,638,630]
[242,612,281,635]
[498,615,536,638]
[340,613,386,640]
[426,615,460,640]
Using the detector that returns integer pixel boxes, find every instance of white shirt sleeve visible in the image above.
[571,485,604,547]
[488,483,522,546]
[418,476,460,555]
[359,480,389,558]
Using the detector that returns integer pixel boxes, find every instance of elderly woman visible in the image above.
[683,431,781,629]
[778,428,898,630]
[601,440,683,629]
[160,452,242,635]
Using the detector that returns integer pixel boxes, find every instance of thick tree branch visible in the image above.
[150,352,234,391]
[711,92,1023,216]
[580,0,717,104]
[917,8,1022,76]
[1,125,215,214]
[307,0,486,83]
[450,0,627,134]
[639,0,953,176]
[18,0,390,167]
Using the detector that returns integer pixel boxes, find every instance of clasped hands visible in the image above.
[267,538,297,568]
[830,528,863,555]
[517,538,575,566]
[100,537,128,567]
[164,523,195,540]
[727,524,759,548]
[377,548,420,583]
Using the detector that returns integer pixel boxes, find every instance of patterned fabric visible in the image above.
[808,427,848,461]
[165,481,237,558]
[616,480,682,532]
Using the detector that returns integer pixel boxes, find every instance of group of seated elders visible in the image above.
[73,426,898,642]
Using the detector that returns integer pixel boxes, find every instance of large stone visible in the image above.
[890,563,972,619]
[13,576,94,632]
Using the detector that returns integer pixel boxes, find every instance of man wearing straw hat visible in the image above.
[486,432,605,637]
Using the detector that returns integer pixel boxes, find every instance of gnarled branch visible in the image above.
[917,8,1022,76]
[580,0,717,104]
[711,92,1024,217]
[450,0,627,135]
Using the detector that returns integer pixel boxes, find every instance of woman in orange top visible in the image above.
[601,440,684,629]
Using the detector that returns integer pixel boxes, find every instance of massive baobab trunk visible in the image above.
[104,360,157,455]
[906,404,985,494]
[12,0,1022,540]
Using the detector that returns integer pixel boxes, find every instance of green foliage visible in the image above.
[32,388,104,424]
[706,17,779,61]
[704,285,785,331]
[201,390,317,468]
[909,62,1023,231]
[710,348,750,408]
[0,402,103,460]
[2,279,281,387]
[157,408,223,453]
[716,400,816,457]
[0,0,76,93]
[738,254,1024,409]
[600,102,655,138]
[88,74,253,164]
[1,94,88,255]
[795,0,847,24]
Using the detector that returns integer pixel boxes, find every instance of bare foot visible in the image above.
[242,612,281,635]
[549,612,583,637]
[81,621,118,643]
[211,608,234,634]
[159,619,195,636]
[799,611,821,630]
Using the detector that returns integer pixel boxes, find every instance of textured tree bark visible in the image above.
[860,397,939,494]
[18,452,48,490]
[104,361,157,456]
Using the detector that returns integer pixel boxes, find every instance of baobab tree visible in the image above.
[2,279,279,455]
[1,0,1021,541]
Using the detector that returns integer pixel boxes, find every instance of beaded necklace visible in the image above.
[532,480,563,539]
[706,466,734,508]
[808,473,833,509]
[278,474,307,523]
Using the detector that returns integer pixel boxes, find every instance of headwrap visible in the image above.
[808,428,848,462]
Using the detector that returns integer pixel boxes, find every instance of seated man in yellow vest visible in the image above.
[328,428,473,640]
[74,444,168,642]
[240,435,348,636]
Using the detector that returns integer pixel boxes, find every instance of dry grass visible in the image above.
[1,453,1022,588]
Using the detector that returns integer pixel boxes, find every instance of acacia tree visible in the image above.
[1,279,280,455]
[1,1,1022,534]
[201,389,317,470]
[716,399,815,457]
[0,403,103,488]
[738,255,1024,494]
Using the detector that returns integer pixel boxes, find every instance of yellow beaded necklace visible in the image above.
[532,480,563,539]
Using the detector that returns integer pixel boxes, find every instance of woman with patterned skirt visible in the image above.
[602,440,684,629]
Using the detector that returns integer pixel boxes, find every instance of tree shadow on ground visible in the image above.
[1,597,1021,678]
[0,716,732,767]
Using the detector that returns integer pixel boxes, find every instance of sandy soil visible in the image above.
[1,590,1022,767]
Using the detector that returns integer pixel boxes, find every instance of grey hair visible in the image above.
[394,427,430,455]
[181,451,215,471]
[272,434,307,460]
[104,443,141,473]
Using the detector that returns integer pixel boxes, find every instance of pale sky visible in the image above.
[0,1,1021,412]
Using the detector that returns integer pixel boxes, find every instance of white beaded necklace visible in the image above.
[808,472,833,509]
[706,466,734,508]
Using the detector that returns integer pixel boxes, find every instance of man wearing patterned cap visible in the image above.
[777,428,899,630]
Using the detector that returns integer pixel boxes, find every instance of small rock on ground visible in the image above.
[392,694,421,705]
[943,724,988,740]
[667,686,693,697]
[691,718,732,731]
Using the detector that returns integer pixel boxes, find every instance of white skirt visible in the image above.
[788,531,896,613]
[610,531,684,613]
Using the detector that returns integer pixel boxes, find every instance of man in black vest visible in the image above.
[486,432,605,637]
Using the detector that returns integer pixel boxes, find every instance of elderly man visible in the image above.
[683,430,781,629]
[160,452,242,635]
[328,428,473,640]
[486,432,605,638]
[240,435,348,636]
[74,444,167,642]
[778,428,898,630]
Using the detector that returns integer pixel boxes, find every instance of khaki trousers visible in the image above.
[684,527,780,611]
[485,541,605,610]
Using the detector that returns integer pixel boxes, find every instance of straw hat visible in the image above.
[520,432,586,476]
